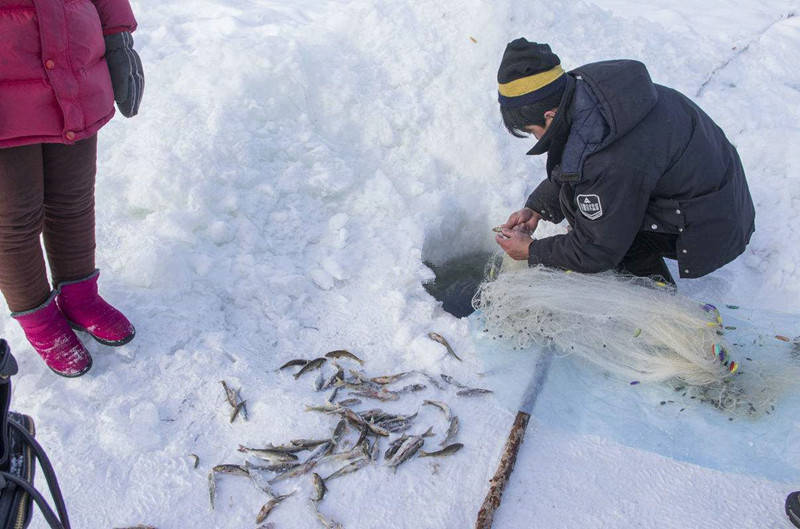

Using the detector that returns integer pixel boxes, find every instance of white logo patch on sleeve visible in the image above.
[577,194,603,220]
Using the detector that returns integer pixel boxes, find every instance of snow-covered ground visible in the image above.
[1,0,799,528]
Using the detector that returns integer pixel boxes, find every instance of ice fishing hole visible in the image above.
[422,251,500,318]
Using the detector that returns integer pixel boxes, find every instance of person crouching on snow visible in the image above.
[0,0,144,377]
[494,39,755,286]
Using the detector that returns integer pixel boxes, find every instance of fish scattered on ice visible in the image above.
[279,359,309,370]
[422,400,452,420]
[311,472,327,502]
[295,358,327,379]
[325,349,364,365]
[212,464,249,476]
[456,388,493,397]
[268,460,318,484]
[220,380,238,407]
[207,470,216,510]
[325,457,370,481]
[442,416,459,447]
[427,332,462,361]
[237,446,299,463]
[419,443,463,458]
[386,436,424,470]
[370,372,410,385]
[256,492,294,524]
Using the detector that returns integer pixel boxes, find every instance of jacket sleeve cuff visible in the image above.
[524,197,554,222]
[527,239,541,266]
[92,0,137,35]
[524,179,565,224]
[103,24,137,36]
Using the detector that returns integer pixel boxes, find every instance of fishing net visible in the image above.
[473,258,782,414]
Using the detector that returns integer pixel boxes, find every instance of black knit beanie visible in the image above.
[497,38,566,109]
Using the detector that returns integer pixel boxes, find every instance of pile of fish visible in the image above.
[209,334,490,528]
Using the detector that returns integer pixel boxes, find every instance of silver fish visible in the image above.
[334,409,389,436]
[290,439,331,450]
[256,492,294,524]
[422,400,452,420]
[212,464,249,476]
[305,403,343,414]
[311,472,327,502]
[326,386,340,404]
[235,389,248,420]
[384,435,409,460]
[325,349,364,365]
[337,407,367,428]
[238,446,299,463]
[350,388,400,402]
[359,409,388,421]
[428,332,462,361]
[220,380,238,407]
[365,409,414,423]
[442,416,459,447]
[245,463,280,497]
[378,420,413,434]
[303,441,334,463]
[456,388,493,397]
[278,359,308,370]
[440,374,467,388]
[322,364,345,391]
[370,372,410,385]
[346,369,379,388]
[419,443,463,457]
[314,504,344,529]
[314,372,325,391]
[207,470,216,510]
[245,460,300,474]
[230,400,247,423]
[295,357,327,379]
[364,421,390,437]
[268,460,317,484]
[332,419,347,446]
[325,457,370,481]
[386,436,424,469]
[318,445,369,464]
[398,383,426,393]
[337,398,361,407]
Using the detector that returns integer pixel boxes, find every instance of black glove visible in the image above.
[104,32,144,118]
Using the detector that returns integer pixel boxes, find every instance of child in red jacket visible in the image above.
[0,0,144,377]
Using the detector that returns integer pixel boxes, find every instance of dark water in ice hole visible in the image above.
[423,251,500,318]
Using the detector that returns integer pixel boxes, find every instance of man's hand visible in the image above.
[496,229,534,261]
[502,207,541,234]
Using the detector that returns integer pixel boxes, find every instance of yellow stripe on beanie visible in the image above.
[498,65,564,97]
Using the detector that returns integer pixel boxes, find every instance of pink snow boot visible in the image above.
[11,292,93,377]
[56,270,135,347]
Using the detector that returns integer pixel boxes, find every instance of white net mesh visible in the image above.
[473,258,782,415]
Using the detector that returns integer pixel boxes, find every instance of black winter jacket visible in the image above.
[524,60,755,278]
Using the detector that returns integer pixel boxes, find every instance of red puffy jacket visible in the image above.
[0,0,137,148]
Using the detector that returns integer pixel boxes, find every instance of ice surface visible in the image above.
[0,0,797,528]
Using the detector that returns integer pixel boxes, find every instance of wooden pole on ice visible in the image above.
[474,349,554,529]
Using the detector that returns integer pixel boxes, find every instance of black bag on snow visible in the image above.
[0,339,71,529]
